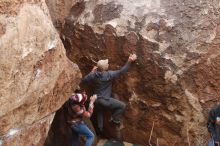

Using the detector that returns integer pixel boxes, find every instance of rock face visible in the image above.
[60,0,220,146]
[45,0,78,33]
[0,0,81,146]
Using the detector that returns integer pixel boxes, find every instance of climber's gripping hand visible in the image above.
[128,54,137,62]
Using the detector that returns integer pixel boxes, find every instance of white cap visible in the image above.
[76,93,83,102]
[97,59,109,70]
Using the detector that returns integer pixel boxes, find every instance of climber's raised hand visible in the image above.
[91,66,98,72]
[128,54,137,62]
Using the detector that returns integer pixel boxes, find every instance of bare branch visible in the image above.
[149,121,155,146]
[186,124,191,146]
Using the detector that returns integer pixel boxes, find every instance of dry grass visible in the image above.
[148,121,155,146]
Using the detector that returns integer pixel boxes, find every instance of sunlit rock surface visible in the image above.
[0,0,81,146]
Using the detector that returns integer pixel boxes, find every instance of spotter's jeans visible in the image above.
[71,122,94,146]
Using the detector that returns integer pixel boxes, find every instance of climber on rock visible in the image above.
[207,104,220,146]
[81,54,137,134]
[65,89,97,146]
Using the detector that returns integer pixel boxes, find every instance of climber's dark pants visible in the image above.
[215,141,220,146]
[95,97,126,131]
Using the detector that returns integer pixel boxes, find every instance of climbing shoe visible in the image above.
[110,119,121,125]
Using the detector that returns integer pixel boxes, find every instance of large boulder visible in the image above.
[61,0,220,145]
[0,0,81,146]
